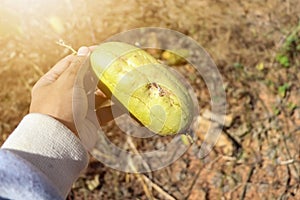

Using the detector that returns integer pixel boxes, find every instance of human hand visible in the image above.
[30,45,125,150]
[30,46,93,135]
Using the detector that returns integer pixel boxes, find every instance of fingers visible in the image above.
[44,55,74,81]
[78,46,91,56]
[88,45,98,51]
[58,47,91,88]
[33,55,74,90]
[62,46,90,78]
[33,45,92,89]
[96,105,124,125]
[95,91,109,107]
[35,45,96,89]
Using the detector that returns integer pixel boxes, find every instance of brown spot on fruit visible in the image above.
[147,82,166,97]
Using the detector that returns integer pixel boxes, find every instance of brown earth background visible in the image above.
[0,0,300,199]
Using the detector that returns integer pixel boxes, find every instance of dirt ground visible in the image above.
[0,0,300,199]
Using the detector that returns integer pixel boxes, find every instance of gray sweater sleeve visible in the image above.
[0,113,89,200]
[0,149,62,200]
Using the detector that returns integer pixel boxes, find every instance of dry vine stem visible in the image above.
[56,39,77,54]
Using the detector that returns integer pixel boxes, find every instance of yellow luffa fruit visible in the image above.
[90,42,193,135]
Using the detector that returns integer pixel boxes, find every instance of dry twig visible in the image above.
[56,39,77,54]
[141,175,177,200]
[240,166,255,200]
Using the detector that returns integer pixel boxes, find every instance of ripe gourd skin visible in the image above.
[90,42,193,135]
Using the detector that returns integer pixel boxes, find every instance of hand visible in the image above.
[30,46,94,135]
[30,46,124,150]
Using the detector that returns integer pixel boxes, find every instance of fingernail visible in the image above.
[77,46,89,56]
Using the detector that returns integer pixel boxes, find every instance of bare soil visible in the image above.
[0,0,300,199]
